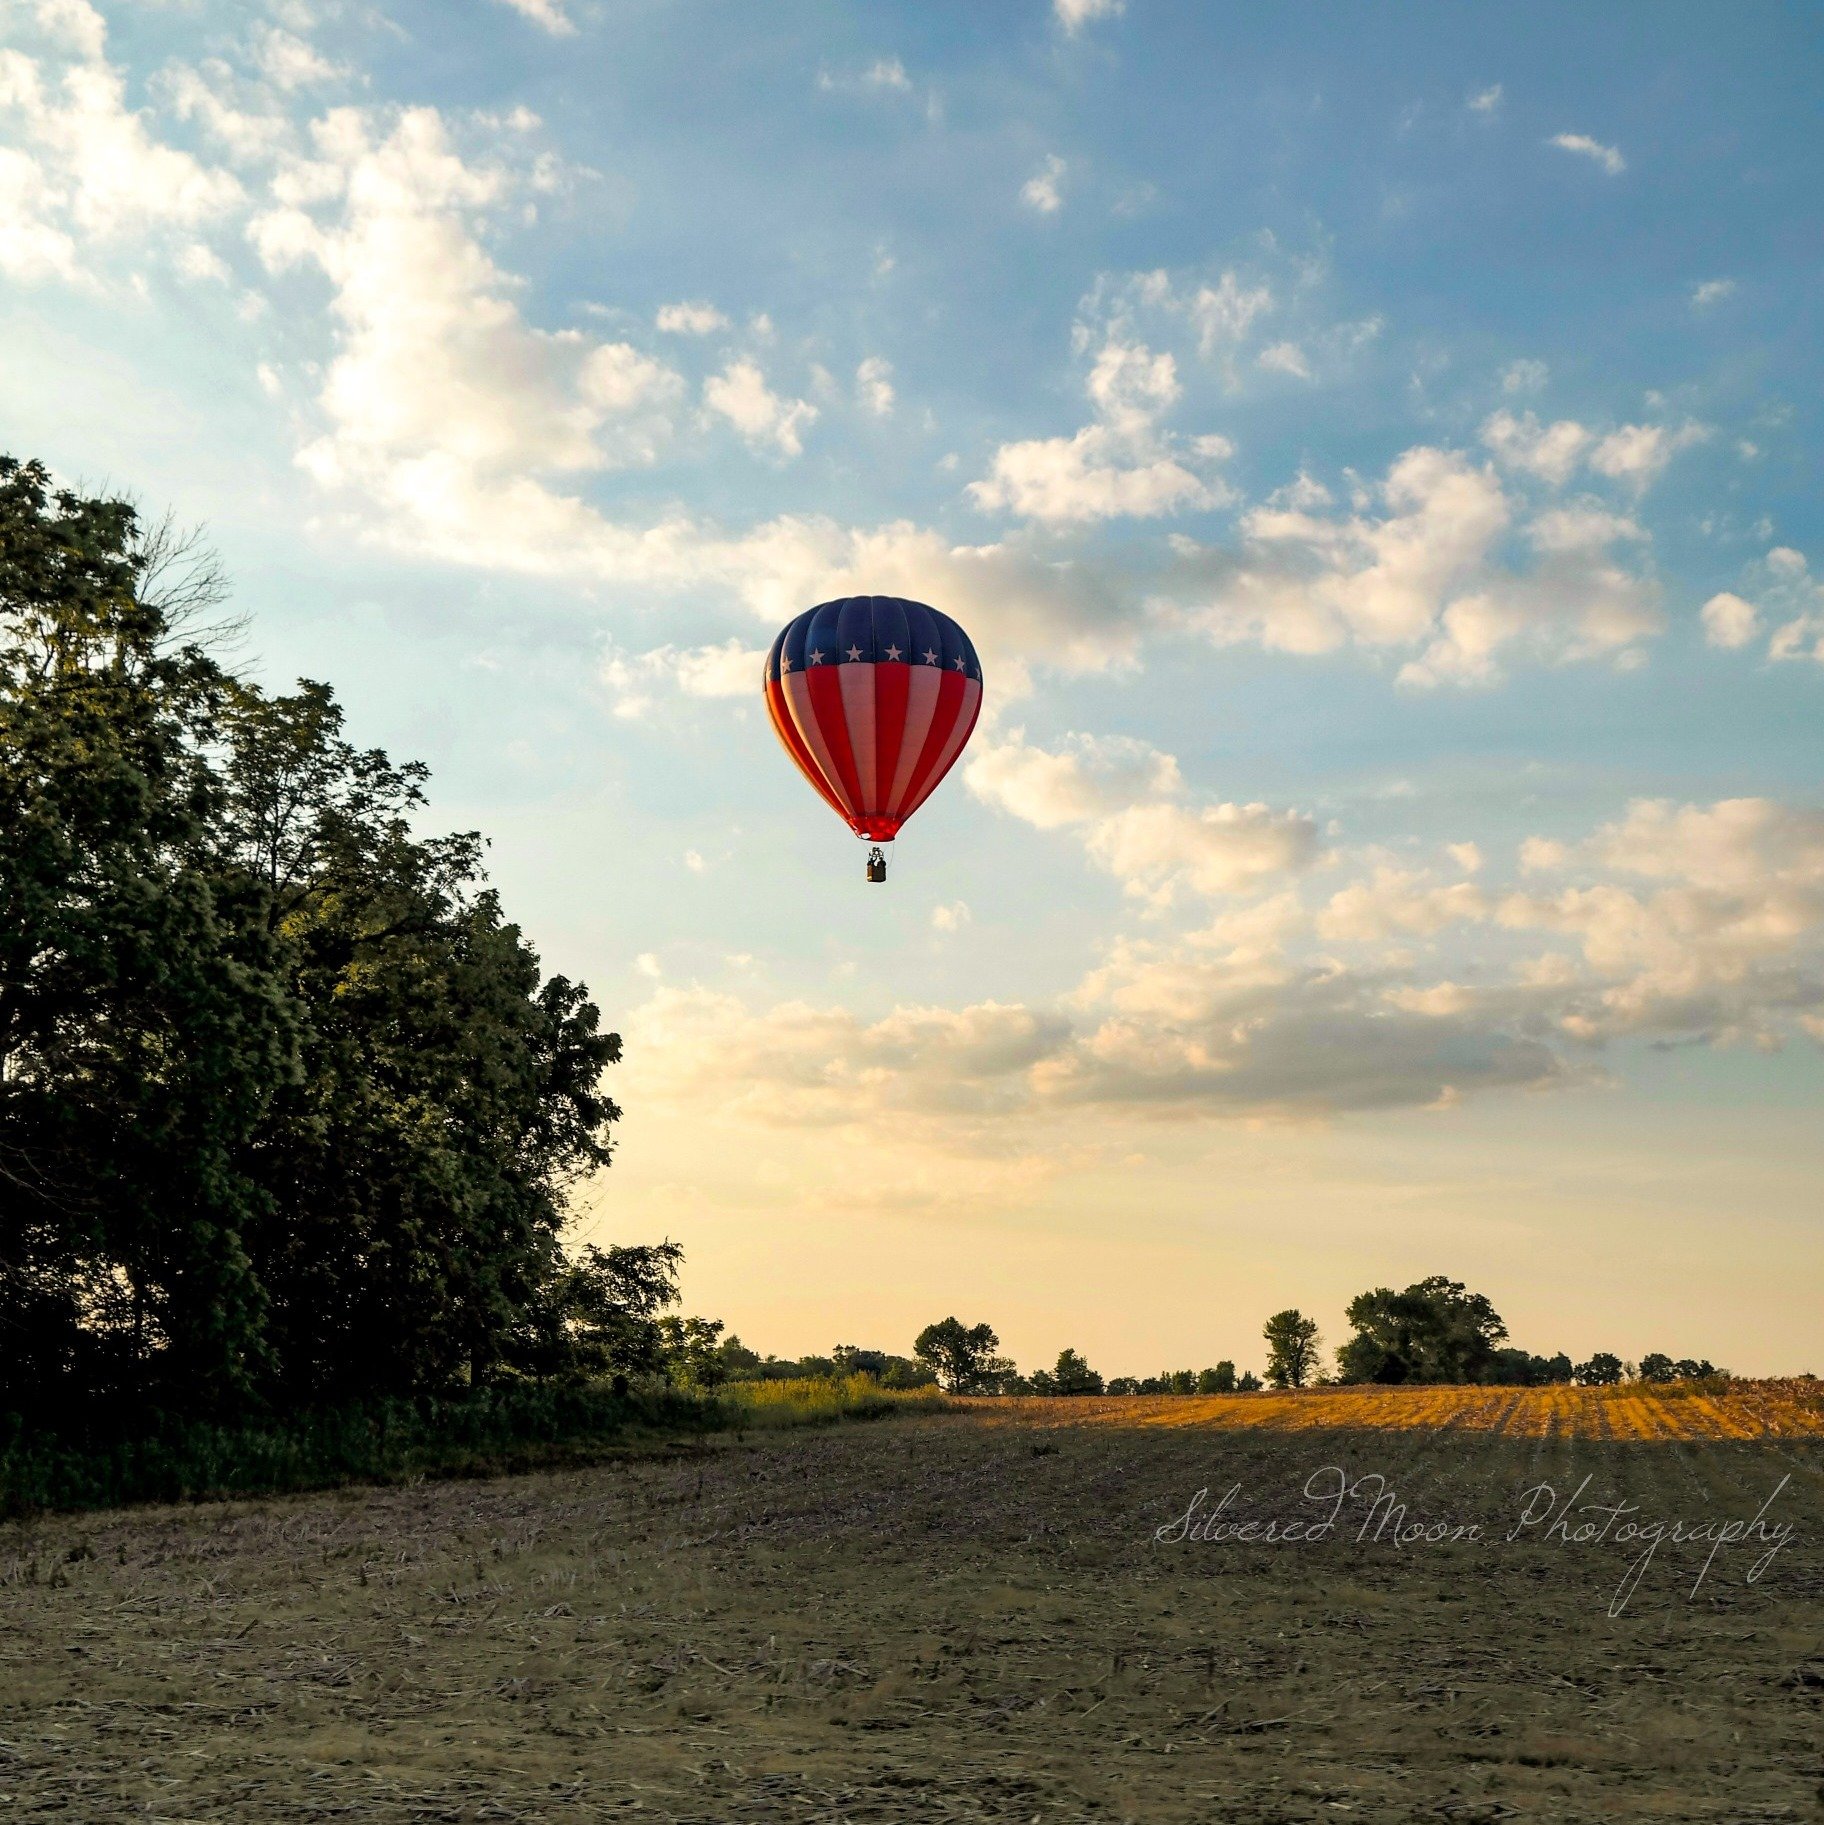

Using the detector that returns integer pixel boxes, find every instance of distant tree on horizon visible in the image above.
[1051,1348,1104,1395]
[1574,1352,1625,1386]
[1263,1310,1321,1389]
[912,1318,1012,1393]
[1333,1277,1509,1385]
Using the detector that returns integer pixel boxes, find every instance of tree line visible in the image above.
[898,1282,1730,1395]
[0,458,693,1427]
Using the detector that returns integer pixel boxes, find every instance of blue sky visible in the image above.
[3,0,1821,1374]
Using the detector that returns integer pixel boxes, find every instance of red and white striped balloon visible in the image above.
[763,595,983,844]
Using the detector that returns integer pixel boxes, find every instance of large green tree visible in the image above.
[0,459,624,1419]
[1334,1277,1508,1385]
[1262,1309,1321,1389]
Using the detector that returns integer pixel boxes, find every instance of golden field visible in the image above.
[969,1376,1824,1440]
[1,1391,1819,1821]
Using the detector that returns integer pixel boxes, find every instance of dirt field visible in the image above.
[2,1387,1821,1823]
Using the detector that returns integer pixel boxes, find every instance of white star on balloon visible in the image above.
[884,644,903,660]
[809,649,825,664]
[923,649,939,664]
[846,645,862,661]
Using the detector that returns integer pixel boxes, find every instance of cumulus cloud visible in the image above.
[250,105,687,543]
[1481,409,1591,487]
[1467,84,1503,114]
[1163,444,1663,685]
[252,25,343,90]
[1701,591,1760,650]
[1257,340,1311,380]
[1588,421,1707,491]
[1021,153,1066,214]
[1550,132,1625,175]
[601,638,765,718]
[1500,797,1824,1045]
[855,354,895,416]
[970,331,1231,525]
[966,729,1319,904]
[655,300,728,335]
[703,356,818,456]
[618,788,1824,1147]
[1691,278,1736,310]
[493,0,577,35]
[1482,411,1703,495]
[1054,0,1125,34]
[0,2,243,282]
[932,901,972,932]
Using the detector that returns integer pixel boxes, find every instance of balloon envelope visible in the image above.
[763,596,983,842]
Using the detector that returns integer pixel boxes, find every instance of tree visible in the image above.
[1197,1362,1237,1394]
[1574,1352,1625,1386]
[1051,1348,1104,1395]
[0,459,293,1412]
[1334,1277,1508,1385]
[912,1317,1010,1393]
[1639,1352,1676,1384]
[1263,1310,1321,1389]
[1236,1370,1262,1392]
[0,456,630,1421]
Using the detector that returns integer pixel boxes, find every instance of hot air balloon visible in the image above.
[763,596,983,880]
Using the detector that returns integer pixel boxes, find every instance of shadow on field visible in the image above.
[1,1407,1818,1823]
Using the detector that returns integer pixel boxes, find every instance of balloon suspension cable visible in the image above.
[865,845,888,884]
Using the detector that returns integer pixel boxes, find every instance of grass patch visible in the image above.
[0,1376,949,1517]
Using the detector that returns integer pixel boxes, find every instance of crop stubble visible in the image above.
[1,1385,1820,1823]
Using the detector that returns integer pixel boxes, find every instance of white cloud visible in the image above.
[1588,421,1706,491]
[0,6,243,282]
[970,331,1230,525]
[1501,798,1824,1045]
[1054,0,1125,34]
[1021,153,1066,214]
[1501,359,1548,394]
[253,106,685,525]
[1186,270,1274,358]
[856,355,895,416]
[1701,592,1760,650]
[966,729,1318,904]
[1481,409,1591,487]
[1467,84,1503,114]
[655,300,728,335]
[493,0,577,35]
[1691,278,1736,309]
[970,431,1216,525]
[1163,444,1663,685]
[619,789,1824,1145]
[1550,133,1625,175]
[932,901,972,932]
[1257,340,1311,380]
[703,357,818,457]
[602,638,765,718]
[252,25,343,90]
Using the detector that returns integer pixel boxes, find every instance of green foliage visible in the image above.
[1640,1352,1718,1383]
[0,458,626,1423]
[912,1317,1013,1393]
[1049,1348,1104,1395]
[1263,1309,1321,1389]
[1198,1362,1237,1393]
[1574,1352,1626,1386]
[1333,1277,1508,1386]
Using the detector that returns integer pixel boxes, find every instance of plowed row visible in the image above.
[967,1376,1824,1439]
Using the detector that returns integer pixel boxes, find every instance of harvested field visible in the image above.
[1,1391,1820,1823]
[969,1376,1824,1440]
